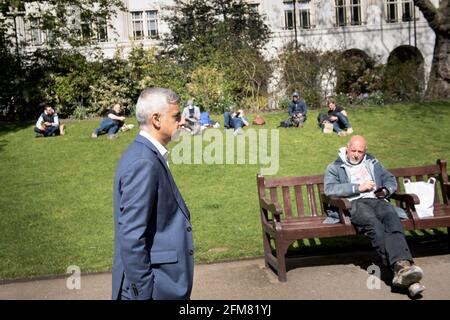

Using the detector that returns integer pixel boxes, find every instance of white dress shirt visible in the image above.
[139,130,169,167]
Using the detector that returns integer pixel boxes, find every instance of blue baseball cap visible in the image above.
[292,92,299,97]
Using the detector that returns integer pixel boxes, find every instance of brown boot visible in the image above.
[392,260,423,288]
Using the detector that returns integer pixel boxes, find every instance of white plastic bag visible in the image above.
[403,177,436,218]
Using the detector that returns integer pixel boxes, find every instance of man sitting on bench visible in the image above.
[324,135,425,297]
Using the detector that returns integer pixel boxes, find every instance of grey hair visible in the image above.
[135,88,180,127]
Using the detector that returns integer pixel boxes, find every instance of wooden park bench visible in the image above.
[256,159,450,281]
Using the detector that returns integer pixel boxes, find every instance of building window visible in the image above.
[43,16,55,44]
[96,17,108,42]
[131,11,144,40]
[402,0,413,22]
[299,9,310,29]
[386,0,398,23]
[350,0,361,25]
[335,0,347,26]
[146,10,158,39]
[80,14,91,42]
[30,18,42,45]
[285,10,294,29]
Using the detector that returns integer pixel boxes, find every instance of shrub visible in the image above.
[277,95,292,110]
[383,56,425,102]
[71,106,88,120]
[187,66,230,113]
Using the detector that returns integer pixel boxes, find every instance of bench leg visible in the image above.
[262,230,271,268]
[275,239,290,282]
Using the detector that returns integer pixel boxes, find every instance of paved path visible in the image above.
[1,248,449,300]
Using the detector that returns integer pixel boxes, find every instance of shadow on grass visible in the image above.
[0,121,34,137]
[0,122,34,152]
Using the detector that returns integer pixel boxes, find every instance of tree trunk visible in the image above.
[426,33,450,99]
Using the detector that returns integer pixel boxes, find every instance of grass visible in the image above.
[0,101,449,280]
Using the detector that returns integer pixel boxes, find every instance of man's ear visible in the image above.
[150,113,161,128]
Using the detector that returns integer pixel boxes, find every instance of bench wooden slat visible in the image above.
[282,186,293,219]
[306,184,318,217]
[264,175,324,188]
[318,183,325,215]
[294,185,304,217]
[434,179,441,205]
[270,187,278,206]
[389,165,440,177]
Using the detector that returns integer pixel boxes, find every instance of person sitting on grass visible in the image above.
[91,103,126,140]
[34,104,65,138]
[181,99,201,135]
[288,91,308,128]
[327,97,353,137]
[223,108,249,135]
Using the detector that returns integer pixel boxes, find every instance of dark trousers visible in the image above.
[350,198,413,268]
[290,114,306,127]
[331,112,351,133]
[95,118,120,136]
[34,126,59,136]
[223,112,244,129]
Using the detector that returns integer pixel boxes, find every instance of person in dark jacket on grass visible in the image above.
[287,91,308,127]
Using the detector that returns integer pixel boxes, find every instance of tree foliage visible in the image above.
[162,0,272,111]
[280,44,335,108]
[0,0,124,120]
[163,0,270,63]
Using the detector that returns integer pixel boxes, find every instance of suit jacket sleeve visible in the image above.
[118,159,158,300]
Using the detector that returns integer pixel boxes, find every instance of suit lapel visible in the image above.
[135,135,190,220]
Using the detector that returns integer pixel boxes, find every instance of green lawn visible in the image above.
[1,101,449,280]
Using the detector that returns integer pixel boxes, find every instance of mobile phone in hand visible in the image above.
[374,187,384,194]
[374,187,387,198]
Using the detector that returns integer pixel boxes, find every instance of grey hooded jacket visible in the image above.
[324,147,397,199]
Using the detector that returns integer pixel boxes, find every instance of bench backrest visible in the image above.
[257,159,449,219]
[389,159,449,207]
[257,174,327,219]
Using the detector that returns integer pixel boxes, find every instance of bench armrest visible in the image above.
[320,194,353,230]
[390,192,421,221]
[260,198,283,215]
[259,198,283,229]
[321,194,352,211]
[390,192,420,206]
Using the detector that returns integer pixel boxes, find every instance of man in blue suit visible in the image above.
[112,87,194,300]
